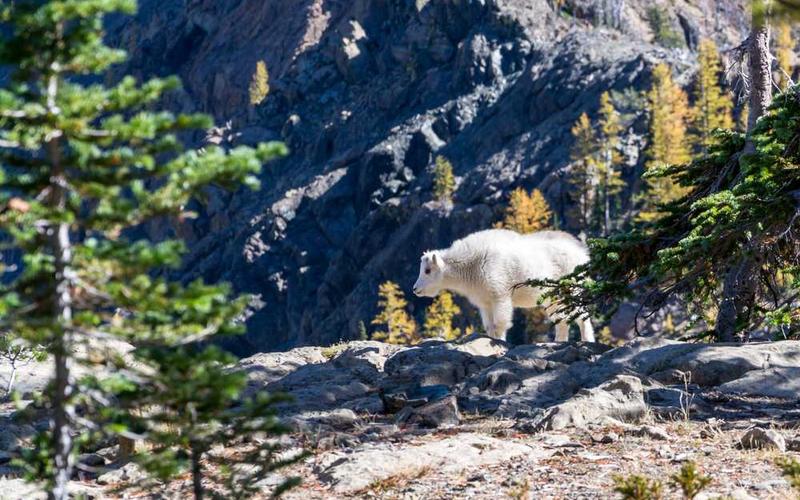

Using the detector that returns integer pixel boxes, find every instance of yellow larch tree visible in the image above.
[423,291,462,340]
[433,155,456,202]
[496,187,552,233]
[597,92,627,236]
[371,281,418,345]
[249,60,270,106]
[689,39,734,153]
[568,112,598,231]
[638,63,691,222]
[776,22,794,90]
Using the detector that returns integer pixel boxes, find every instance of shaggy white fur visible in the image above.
[413,228,594,342]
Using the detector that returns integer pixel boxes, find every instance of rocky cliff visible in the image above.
[107,0,750,353]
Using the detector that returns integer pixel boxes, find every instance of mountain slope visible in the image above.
[109,0,748,353]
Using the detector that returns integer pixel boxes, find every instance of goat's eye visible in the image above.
[425,269,431,275]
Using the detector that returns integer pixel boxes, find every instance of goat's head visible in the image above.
[413,251,446,297]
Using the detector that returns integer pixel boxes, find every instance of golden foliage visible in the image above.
[569,94,627,235]
[371,281,418,345]
[639,63,691,222]
[569,112,598,230]
[777,22,794,90]
[496,187,552,233]
[423,291,462,340]
[689,39,733,153]
[597,91,627,235]
[432,155,456,202]
[248,60,270,106]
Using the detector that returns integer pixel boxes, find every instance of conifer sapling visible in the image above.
[0,1,297,498]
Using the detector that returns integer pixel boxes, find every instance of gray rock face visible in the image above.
[240,337,800,433]
[106,0,749,353]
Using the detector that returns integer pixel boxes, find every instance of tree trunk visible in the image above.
[604,149,612,236]
[5,365,16,399]
[191,443,204,500]
[45,59,74,500]
[50,218,74,500]
[715,255,759,342]
[715,16,772,342]
[744,23,772,154]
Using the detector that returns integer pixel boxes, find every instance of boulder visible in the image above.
[315,433,550,494]
[381,384,450,413]
[739,428,787,452]
[718,367,800,400]
[398,394,461,428]
[287,409,360,432]
[383,342,491,387]
[96,462,147,486]
[532,375,647,431]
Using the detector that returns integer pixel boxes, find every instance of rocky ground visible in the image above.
[1,336,799,498]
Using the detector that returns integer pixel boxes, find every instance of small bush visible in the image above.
[778,457,800,491]
[613,474,663,500]
[671,462,711,499]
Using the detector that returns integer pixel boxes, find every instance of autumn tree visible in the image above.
[249,60,270,106]
[689,39,734,153]
[568,112,598,231]
[776,22,794,89]
[432,155,456,202]
[0,1,295,497]
[596,92,627,235]
[372,281,417,345]
[497,188,553,233]
[423,291,462,340]
[638,63,691,222]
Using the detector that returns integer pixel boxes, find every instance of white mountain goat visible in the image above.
[412,229,594,342]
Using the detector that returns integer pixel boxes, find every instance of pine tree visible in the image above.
[371,281,417,345]
[568,112,598,231]
[248,60,270,106]
[432,155,456,202]
[0,1,293,497]
[120,346,304,500]
[423,291,462,340]
[638,63,691,222]
[497,188,553,233]
[776,22,794,89]
[689,39,734,153]
[596,92,627,236]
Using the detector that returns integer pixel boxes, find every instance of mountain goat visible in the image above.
[413,229,594,342]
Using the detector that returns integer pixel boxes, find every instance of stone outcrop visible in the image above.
[238,336,800,432]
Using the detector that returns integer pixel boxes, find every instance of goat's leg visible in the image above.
[545,302,570,342]
[579,314,595,342]
[478,306,493,336]
[489,297,513,340]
